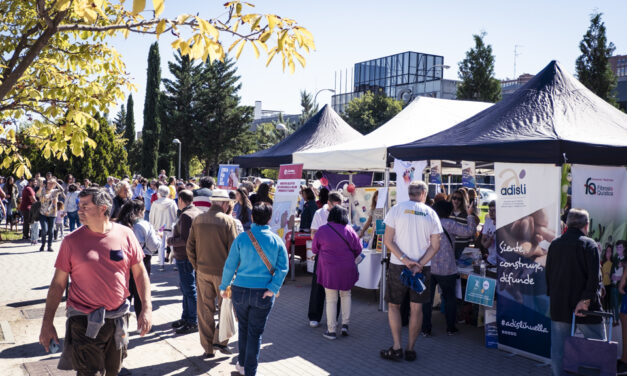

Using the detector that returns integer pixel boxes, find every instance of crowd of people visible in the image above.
[0,169,613,375]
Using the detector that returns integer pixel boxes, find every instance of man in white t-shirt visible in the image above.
[308,191,343,328]
[381,181,442,362]
[481,200,497,265]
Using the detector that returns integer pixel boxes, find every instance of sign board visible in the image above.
[465,274,496,307]
[217,164,239,190]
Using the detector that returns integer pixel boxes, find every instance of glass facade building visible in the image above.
[332,51,454,113]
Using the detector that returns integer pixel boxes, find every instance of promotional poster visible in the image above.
[217,164,240,190]
[462,160,476,188]
[571,165,627,252]
[429,160,442,185]
[271,164,303,240]
[393,159,427,203]
[495,163,559,359]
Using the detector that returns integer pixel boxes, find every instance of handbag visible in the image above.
[246,230,280,297]
[218,295,237,342]
[563,310,616,376]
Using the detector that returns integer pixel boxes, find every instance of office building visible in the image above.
[331,51,458,113]
[609,55,627,111]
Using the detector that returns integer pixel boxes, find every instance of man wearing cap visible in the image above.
[187,189,239,358]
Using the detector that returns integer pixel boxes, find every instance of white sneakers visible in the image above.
[235,362,245,375]
[309,320,320,328]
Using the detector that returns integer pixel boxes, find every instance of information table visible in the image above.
[355,249,382,289]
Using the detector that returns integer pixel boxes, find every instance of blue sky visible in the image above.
[109,0,627,129]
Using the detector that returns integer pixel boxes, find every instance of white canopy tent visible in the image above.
[292,97,493,171]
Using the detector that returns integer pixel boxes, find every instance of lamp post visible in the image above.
[172,138,181,179]
[314,88,336,107]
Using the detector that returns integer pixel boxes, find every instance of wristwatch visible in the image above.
[399,254,406,261]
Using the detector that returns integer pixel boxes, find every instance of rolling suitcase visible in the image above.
[563,310,617,376]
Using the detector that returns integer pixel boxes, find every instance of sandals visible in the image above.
[380,347,403,361]
[405,350,416,362]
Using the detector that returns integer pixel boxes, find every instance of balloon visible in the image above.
[347,183,356,193]
[320,177,328,186]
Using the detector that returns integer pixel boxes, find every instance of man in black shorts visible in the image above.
[381,181,442,362]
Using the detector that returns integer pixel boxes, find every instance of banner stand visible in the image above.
[379,167,390,312]
[497,344,551,365]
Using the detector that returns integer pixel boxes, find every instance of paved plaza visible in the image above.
[0,237,552,375]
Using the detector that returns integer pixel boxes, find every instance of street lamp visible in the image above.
[314,88,336,107]
[172,138,181,179]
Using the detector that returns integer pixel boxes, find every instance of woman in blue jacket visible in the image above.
[220,202,288,376]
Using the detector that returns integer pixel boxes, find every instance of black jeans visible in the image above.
[21,210,30,238]
[39,215,55,249]
[307,256,340,322]
[422,274,458,332]
[128,255,151,317]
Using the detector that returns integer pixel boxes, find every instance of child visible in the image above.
[54,201,66,240]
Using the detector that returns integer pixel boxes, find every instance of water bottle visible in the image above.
[480,260,486,277]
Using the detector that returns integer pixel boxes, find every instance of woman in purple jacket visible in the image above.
[312,205,362,340]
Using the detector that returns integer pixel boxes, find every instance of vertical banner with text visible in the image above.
[429,160,442,184]
[217,164,240,190]
[462,161,476,188]
[495,163,559,359]
[270,164,303,241]
[572,165,627,254]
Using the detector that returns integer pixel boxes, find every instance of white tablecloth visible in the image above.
[355,250,382,289]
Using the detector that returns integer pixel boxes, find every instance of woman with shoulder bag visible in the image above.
[219,202,288,376]
[312,205,362,340]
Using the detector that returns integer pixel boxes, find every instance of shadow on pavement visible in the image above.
[7,297,65,308]
[0,340,52,359]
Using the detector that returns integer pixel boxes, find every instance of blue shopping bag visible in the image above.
[563,311,617,376]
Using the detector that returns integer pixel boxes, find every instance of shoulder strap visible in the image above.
[246,230,275,275]
[442,228,453,248]
[327,224,353,250]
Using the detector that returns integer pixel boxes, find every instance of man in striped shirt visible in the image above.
[193,176,214,212]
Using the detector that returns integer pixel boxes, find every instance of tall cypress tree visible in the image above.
[124,94,135,143]
[457,32,501,103]
[576,12,617,106]
[113,104,126,134]
[141,42,161,178]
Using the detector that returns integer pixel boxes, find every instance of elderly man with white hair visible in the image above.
[149,185,178,271]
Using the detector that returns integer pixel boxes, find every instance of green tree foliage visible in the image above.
[457,32,501,102]
[576,12,617,106]
[141,42,161,178]
[113,104,126,134]
[196,57,253,174]
[342,91,403,134]
[124,95,135,143]
[162,52,204,179]
[21,114,129,184]
[299,90,318,126]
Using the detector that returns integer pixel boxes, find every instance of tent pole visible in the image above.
[290,216,296,281]
[348,174,353,224]
[380,167,390,312]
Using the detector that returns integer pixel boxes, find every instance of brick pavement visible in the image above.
[0,236,552,375]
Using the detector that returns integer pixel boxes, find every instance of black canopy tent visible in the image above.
[389,61,627,165]
[234,105,362,168]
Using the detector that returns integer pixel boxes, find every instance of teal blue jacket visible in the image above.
[220,224,289,294]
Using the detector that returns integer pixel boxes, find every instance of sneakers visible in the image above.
[235,362,245,375]
[175,323,198,334]
[309,320,320,328]
[447,328,459,336]
[322,331,337,340]
[341,325,349,337]
[421,329,432,338]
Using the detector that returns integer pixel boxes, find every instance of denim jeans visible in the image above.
[231,286,275,376]
[422,274,458,332]
[175,259,197,325]
[550,320,606,376]
[39,215,55,249]
[67,211,80,232]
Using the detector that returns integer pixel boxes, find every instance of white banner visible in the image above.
[393,159,427,203]
[462,160,476,188]
[494,163,560,359]
[571,165,627,248]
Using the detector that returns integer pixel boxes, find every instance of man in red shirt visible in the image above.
[39,187,152,375]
